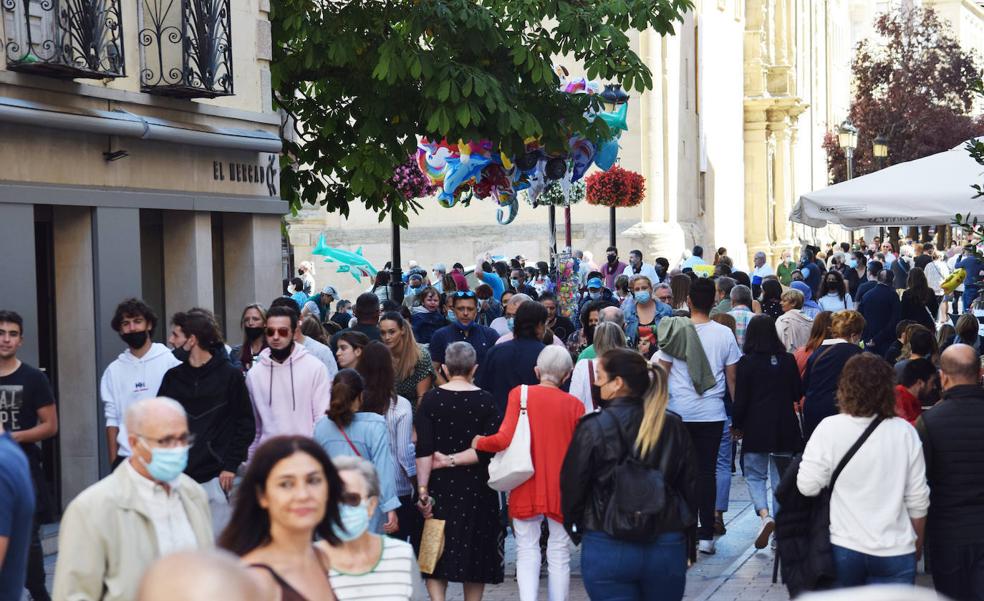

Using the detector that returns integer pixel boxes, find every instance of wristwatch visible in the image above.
[449,453,456,467]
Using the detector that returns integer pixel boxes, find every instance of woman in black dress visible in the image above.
[415,341,504,601]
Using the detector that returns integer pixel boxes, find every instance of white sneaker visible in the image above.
[755,516,776,549]
[698,539,716,555]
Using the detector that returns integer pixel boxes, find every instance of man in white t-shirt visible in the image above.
[654,278,740,556]
[618,249,661,284]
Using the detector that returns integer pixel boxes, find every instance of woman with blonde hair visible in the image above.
[378,311,434,406]
[569,322,627,413]
[561,348,697,600]
[801,310,866,439]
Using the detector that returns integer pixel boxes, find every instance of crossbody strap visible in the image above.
[336,421,363,457]
[520,384,528,411]
[587,360,598,409]
[830,417,884,489]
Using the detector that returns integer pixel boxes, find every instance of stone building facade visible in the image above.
[0,0,284,504]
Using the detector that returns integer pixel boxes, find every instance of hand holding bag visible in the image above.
[487,385,535,492]
[418,518,446,574]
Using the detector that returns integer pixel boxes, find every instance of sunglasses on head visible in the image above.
[452,291,477,298]
[265,327,291,337]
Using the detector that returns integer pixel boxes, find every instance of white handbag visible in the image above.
[487,385,535,492]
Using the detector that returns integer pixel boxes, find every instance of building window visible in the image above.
[2,0,125,79]
[138,0,234,98]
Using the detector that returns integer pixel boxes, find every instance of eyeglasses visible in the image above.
[137,432,195,449]
[265,327,291,337]
[452,291,477,298]
[340,491,370,507]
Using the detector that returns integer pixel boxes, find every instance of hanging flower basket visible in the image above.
[585,165,645,208]
[390,155,438,201]
[523,181,585,207]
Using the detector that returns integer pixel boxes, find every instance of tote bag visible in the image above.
[487,385,535,491]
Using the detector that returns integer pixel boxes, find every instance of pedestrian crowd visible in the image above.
[2,237,984,601]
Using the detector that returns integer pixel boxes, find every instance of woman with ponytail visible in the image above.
[561,348,698,600]
[313,368,401,536]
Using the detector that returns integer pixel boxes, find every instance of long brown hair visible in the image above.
[670,274,691,309]
[804,311,833,352]
[379,311,422,380]
[356,341,397,415]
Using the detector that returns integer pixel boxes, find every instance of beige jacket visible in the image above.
[52,462,213,601]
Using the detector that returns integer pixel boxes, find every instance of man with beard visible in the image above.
[894,358,938,425]
[103,299,180,468]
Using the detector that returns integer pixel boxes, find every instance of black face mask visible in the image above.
[172,346,190,363]
[244,326,264,341]
[270,342,294,363]
[297,268,305,276]
[585,324,596,345]
[119,331,148,350]
[607,254,618,264]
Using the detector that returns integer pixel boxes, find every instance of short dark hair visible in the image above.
[895,319,917,339]
[0,310,24,334]
[716,277,736,296]
[111,298,158,334]
[452,262,464,271]
[354,293,380,320]
[867,260,884,275]
[290,277,304,289]
[629,249,642,259]
[655,257,670,271]
[742,315,786,355]
[689,278,716,314]
[901,358,937,388]
[840,242,851,253]
[908,326,936,357]
[538,291,557,303]
[693,245,704,257]
[514,301,548,339]
[266,305,299,330]
[171,309,222,348]
[606,246,618,254]
[270,296,301,313]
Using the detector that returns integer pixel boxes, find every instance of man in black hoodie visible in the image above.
[158,308,255,533]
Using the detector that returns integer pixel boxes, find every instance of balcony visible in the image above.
[2,0,125,79]
[138,0,233,99]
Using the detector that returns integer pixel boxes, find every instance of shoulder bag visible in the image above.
[487,385,535,491]
[775,417,884,597]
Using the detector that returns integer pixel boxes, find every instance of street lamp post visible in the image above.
[600,84,629,248]
[872,135,889,243]
[838,118,859,243]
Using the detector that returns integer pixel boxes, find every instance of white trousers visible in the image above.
[513,515,572,601]
[201,477,232,538]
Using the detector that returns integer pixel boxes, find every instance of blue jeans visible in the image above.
[715,417,732,513]
[742,452,790,516]
[582,530,687,601]
[831,545,916,588]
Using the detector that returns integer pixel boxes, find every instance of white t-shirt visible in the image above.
[619,263,661,284]
[654,321,741,422]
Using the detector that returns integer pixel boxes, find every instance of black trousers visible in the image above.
[684,421,724,541]
[392,494,423,556]
[26,517,50,601]
[930,539,984,601]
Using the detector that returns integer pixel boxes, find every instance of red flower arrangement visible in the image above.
[585,165,645,208]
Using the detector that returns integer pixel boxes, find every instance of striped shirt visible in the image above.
[329,536,427,600]
[728,306,754,347]
[386,396,417,496]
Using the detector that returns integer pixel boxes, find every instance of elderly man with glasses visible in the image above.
[53,397,213,601]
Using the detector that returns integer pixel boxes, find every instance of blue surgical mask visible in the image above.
[446,310,455,321]
[510,279,521,288]
[589,291,602,301]
[139,442,189,484]
[848,259,858,269]
[409,285,422,294]
[507,317,515,331]
[332,502,370,542]
[634,291,651,304]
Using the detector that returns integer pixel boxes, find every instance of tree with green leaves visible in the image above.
[272,0,692,224]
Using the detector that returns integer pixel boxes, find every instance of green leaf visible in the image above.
[438,79,451,102]
[456,104,471,127]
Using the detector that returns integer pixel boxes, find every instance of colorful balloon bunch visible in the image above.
[414,76,629,225]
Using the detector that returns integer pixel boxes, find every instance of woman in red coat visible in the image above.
[433,345,584,601]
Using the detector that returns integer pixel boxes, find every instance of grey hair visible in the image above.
[444,341,477,376]
[593,321,627,356]
[506,293,532,309]
[654,282,671,293]
[716,276,736,294]
[599,306,625,330]
[536,346,573,385]
[125,397,186,436]
[730,284,753,308]
[332,455,381,499]
[754,251,767,261]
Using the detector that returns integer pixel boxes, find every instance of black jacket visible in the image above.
[158,353,256,483]
[859,284,901,353]
[802,344,865,440]
[900,289,938,332]
[560,398,697,544]
[916,384,984,544]
[733,353,804,453]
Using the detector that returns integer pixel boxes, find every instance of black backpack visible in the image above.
[775,417,883,597]
[602,411,671,542]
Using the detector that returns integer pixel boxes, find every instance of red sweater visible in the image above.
[475,384,585,521]
[894,385,922,425]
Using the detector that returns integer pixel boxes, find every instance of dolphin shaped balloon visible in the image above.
[311,234,379,283]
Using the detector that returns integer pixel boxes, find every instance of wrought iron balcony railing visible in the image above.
[138,0,234,99]
[2,0,125,79]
